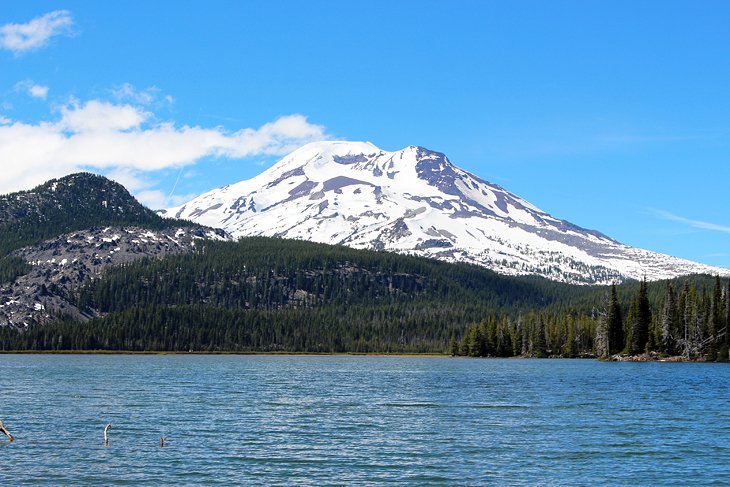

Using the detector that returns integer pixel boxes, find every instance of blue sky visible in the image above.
[1,1,729,268]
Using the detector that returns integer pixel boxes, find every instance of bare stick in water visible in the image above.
[0,420,14,442]
[104,423,112,447]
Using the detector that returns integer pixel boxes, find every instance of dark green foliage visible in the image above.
[0,304,471,353]
[0,172,192,255]
[607,284,623,354]
[628,278,651,354]
[1,214,727,358]
[457,311,595,358]
[532,318,548,358]
[0,256,31,283]
[706,276,723,361]
[74,237,563,315]
[2,237,573,353]
[562,317,577,358]
[660,285,676,355]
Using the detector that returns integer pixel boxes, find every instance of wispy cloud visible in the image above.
[110,83,172,107]
[103,167,196,209]
[0,93,329,200]
[0,10,74,54]
[653,209,730,234]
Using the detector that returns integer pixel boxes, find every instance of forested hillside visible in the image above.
[0,174,726,358]
[1,235,726,358]
[6,237,570,352]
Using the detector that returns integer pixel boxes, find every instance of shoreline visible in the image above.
[606,352,708,363]
[0,350,722,362]
[0,350,449,357]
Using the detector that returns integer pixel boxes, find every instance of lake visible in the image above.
[1,355,728,485]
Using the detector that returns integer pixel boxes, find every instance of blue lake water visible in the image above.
[1,355,728,485]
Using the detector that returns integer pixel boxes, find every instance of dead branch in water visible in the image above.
[0,420,14,442]
[103,423,112,447]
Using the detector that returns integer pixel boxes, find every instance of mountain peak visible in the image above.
[295,140,381,153]
[285,140,382,162]
[167,143,730,284]
[0,172,197,254]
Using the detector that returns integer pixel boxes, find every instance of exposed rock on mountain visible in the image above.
[0,173,228,328]
[165,141,729,284]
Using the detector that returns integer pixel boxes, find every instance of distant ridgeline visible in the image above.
[0,173,194,280]
[0,173,727,359]
[0,173,183,253]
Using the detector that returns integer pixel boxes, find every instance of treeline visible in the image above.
[1,226,728,358]
[0,303,478,353]
[454,276,730,361]
[451,311,595,358]
[1,237,582,353]
[596,277,729,360]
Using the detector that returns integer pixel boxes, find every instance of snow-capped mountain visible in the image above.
[164,141,729,284]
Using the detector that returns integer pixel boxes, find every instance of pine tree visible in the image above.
[563,317,577,358]
[639,277,652,352]
[607,284,623,355]
[595,296,610,359]
[533,317,547,358]
[630,277,652,354]
[660,284,676,355]
[448,334,460,356]
[625,296,637,354]
[707,276,723,361]
[721,279,730,361]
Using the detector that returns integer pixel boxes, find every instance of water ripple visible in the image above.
[0,355,728,485]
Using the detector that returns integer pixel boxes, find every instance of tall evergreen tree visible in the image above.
[448,334,459,356]
[533,317,547,358]
[720,279,730,361]
[595,307,609,359]
[607,284,623,355]
[725,280,730,350]
[562,315,577,358]
[630,277,652,354]
[625,295,637,354]
[660,284,676,355]
[707,275,723,361]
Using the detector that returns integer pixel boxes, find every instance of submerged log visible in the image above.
[0,420,14,442]
[103,423,112,447]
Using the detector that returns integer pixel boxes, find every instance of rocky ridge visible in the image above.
[0,226,226,328]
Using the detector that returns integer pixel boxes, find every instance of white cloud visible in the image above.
[0,115,10,125]
[654,209,730,234]
[28,84,49,99]
[0,97,328,196]
[28,85,48,100]
[105,168,150,192]
[0,10,74,54]
[15,80,50,99]
[105,167,198,209]
[59,100,150,132]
